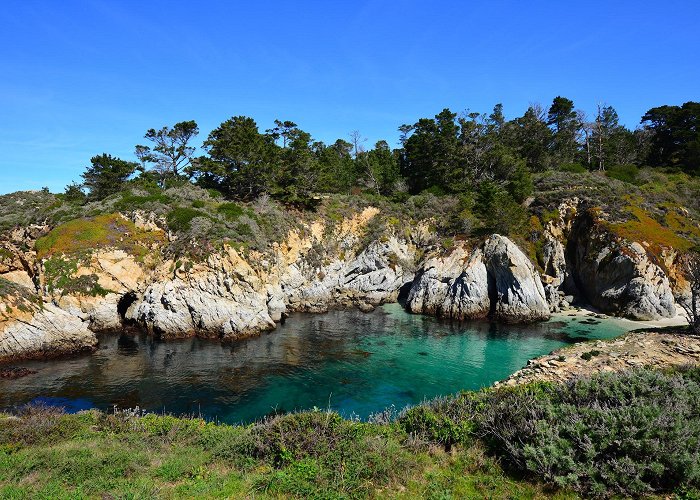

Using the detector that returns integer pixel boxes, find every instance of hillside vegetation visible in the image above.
[2,167,699,267]
[2,99,699,264]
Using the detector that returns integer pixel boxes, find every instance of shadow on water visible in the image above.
[0,304,631,423]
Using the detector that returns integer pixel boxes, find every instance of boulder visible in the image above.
[407,235,550,323]
[483,235,550,322]
[406,245,489,319]
[0,303,96,361]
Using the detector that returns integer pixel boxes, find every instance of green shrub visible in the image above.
[43,257,79,293]
[248,411,347,465]
[114,191,171,212]
[217,202,244,220]
[560,162,587,173]
[234,223,253,238]
[191,199,205,208]
[474,368,700,497]
[580,349,601,361]
[166,207,206,232]
[61,273,111,297]
[607,164,640,184]
[399,400,473,450]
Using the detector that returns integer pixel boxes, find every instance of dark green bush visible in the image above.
[217,202,244,220]
[191,200,205,208]
[166,207,206,232]
[607,164,640,184]
[234,222,253,238]
[580,349,601,361]
[560,162,587,173]
[114,190,171,212]
[474,368,700,497]
[398,398,473,449]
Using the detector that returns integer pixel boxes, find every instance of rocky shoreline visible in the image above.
[497,329,700,387]
[0,198,694,362]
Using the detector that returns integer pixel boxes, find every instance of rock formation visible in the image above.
[406,235,550,322]
[0,302,96,362]
[0,199,692,361]
[567,210,676,320]
[484,235,550,322]
[497,331,700,387]
[406,244,490,319]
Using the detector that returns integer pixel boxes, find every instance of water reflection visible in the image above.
[0,304,630,423]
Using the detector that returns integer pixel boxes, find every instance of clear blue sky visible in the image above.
[1,0,698,194]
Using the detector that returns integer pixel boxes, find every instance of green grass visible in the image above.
[0,407,563,499]
[2,367,699,498]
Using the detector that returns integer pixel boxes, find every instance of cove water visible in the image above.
[0,304,633,423]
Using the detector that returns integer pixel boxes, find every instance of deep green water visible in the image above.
[0,304,634,423]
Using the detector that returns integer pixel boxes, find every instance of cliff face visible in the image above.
[566,208,677,320]
[0,200,692,361]
[406,235,549,322]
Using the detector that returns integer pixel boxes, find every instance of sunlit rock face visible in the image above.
[483,235,550,323]
[406,244,490,320]
[406,235,550,323]
[0,303,97,362]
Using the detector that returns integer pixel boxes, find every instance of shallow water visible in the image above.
[0,304,632,423]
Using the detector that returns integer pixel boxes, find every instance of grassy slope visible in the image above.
[0,409,564,499]
[4,168,700,264]
[3,365,700,499]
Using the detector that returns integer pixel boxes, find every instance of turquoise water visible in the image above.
[0,304,632,423]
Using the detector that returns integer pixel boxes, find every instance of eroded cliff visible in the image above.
[0,194,694,361]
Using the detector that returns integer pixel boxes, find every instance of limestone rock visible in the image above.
[406,245,489,319]
[483,235,550,323]
[0,303,96,361]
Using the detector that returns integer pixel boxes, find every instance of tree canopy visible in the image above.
[642,102,700,174]
[135,120,200,179]
[81,154,137,200]
[70,99,700,210]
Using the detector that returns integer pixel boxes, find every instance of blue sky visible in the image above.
[1,0,698,194]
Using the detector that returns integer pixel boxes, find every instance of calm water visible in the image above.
[0,304,633,423]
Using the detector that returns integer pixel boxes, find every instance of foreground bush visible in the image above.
[405,366,700,497]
